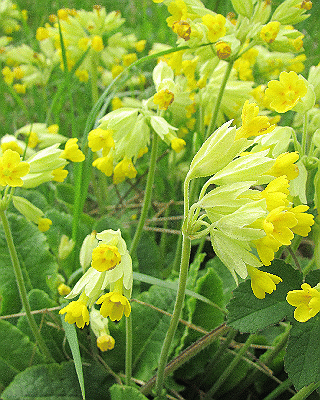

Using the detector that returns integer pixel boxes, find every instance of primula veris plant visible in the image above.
[2,0,320,399]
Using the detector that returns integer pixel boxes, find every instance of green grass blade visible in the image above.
[61,315,86,400]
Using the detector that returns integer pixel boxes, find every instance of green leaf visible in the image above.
[285,316,320,390]
[61,316,85,400]
[1,361,113,400]
[227,259,302,333]
[109,384,149,400]
[0,214,59,315]
[17,289,65,363]
[131,284,177,381]
[0,320,44,388]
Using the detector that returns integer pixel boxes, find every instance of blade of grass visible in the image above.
[61,315,86,400]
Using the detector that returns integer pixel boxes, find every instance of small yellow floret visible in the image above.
[111,97,123,110]
[1,141,23,155]
[60,138,85,162]
[59,299,90,328]
[13,66,24,79]
[88,128,115,153]
[135,40,146,52]
[58,283,71,296]
[38,217,52,232]
[52,166,68,182]
[264,71,307,113]
[0,149,30,187]
[91,35,104,52]
[235,100,275,140]
[97,334,115,351]
[260,21,280,44]
[215,41,231,59]
[47,124,59,134]
[287,283,320,322]
[266,152,299,180]
[27,131,40,149]
[122,53,137,67]
[36,27,50,41]
[92,155,113,176]
[97,291,131,321]
[75,69,89,82]
[111,65,124,79]
[172,20,191,41]
[13,83,26,94]
[113,157,137,184]
[171,137,186,153]
[153,89,174,110]
[91,243,121,272]
[247,266,282,299]
[202,14,226,43]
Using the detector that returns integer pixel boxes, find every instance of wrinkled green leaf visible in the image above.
[109,384,149,400]
[0,214,59,315]
[1,361,113,400]
[17,289,64,363]
[0,319,44,388]
[227,260,302,333]
[285,316,320,390]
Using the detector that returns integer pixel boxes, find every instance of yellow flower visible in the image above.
[287,283,320,322]
[0,149,30,187]
[48,124,59,134]
[92,155,113,176]
[172,20,191,41]
[13,83,26,94]
[60,138,85,162]
[137,146,148,158]
[166,0,189,27]
[91,243,121,272]
[78,37,89,51]
[262,206,297,246]
[266,152,299,180]
[2,66,14,85]
[75,69,89,82]
[38,217,52,232]
[290,205,314,237]
[58,283,71,296]
[91,35,104,52]
[111,65,124,79]
[27,131,40,149]
[111,97,123,110]
[259,176,290,211]
[113,157,137,184]
[264,71,308,113]
[260,21,280,44]
[202,14,226,43]
[215,41,231,59]
[247,266,282,299]
[52,166,68,182]
[122,53,138,67]
[153,89,175,110]
[135,39,146,52]
[13,66,24,79]
[171,137,186,153]
[97,334,115,351]
[1,141,23,155]
[235,100,275,140]
[97,291,131,321]
[254,235,281,266]
[36,27,50,41]
[59,298,90,328]
[88,128,115,153]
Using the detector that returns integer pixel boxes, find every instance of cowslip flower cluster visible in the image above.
[88,61,189,184]
[60,229,132,330]
[184,100,314,298]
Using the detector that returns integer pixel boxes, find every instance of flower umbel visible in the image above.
[247,266,282,299]
[0,149,30,187]
[97,291,131,321]
[287,283,320,322]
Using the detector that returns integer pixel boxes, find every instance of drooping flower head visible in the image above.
[97,290,131,321]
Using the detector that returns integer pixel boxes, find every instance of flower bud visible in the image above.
[271,0,311,25]
[231,0,254,19]
[58,235,75,260]
[12,195,43,224]
[79,231,99,271]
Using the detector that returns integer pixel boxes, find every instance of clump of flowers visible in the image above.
[60,229,132,334]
